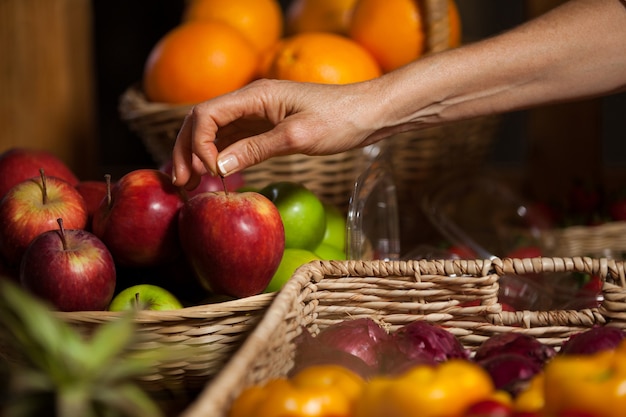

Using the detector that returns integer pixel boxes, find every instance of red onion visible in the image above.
[291,318,388,378]
[478,353,542,397]
[559,326,626,356]
[291,337,376,379]
[313,318,389,369]
[382,321,470,368]
[474,332,556,367]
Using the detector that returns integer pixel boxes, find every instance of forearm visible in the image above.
[376,0,626,131]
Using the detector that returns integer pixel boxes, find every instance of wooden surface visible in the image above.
[0,0,97,179]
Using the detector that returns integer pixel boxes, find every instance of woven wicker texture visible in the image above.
[543,221,626,259]
[0,292,275,394]
[118,0,498,213]
[182,257,626,417]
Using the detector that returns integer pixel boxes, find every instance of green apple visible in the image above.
[314,242,346,261]
[108,284,183,311]
[320,203,347,252]
[264,248,320,293]
[260,181,326,251]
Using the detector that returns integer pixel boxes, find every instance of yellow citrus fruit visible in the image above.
[348,0,425,73]
[143,21,258,104]
[285,0,358,35]
[182,0,283,54]
[263,32,382,84]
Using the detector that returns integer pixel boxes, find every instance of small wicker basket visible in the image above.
[181,257,626,417]
[119,0,499,212]
[0,292,276,394]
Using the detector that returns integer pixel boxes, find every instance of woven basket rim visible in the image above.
[54,291,275,323]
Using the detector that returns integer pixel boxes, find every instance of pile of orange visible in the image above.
[142,0,462,104]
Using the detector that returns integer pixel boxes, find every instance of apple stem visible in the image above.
[39,168,48,205]
[56,218,69,251]
[104,174,112,207]
[220,175,229,196]
[134,292,141,310]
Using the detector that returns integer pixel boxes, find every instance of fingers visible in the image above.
[171,78,379,179]
[171,106,220,188]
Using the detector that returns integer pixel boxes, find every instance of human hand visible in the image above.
[171,78,387,190]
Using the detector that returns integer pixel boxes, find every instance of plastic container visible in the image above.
[346,148,401,261]
[421,174,591,310]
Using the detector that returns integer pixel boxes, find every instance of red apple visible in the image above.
[20,218,116,311]
[75,180,108,230]
[159,158,246,196]
[0,170,88,267]
[178,191,285,298]
[92,169,186,267]
[0,147,79,200]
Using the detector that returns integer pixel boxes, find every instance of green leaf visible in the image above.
[56,385,94,417]
[0,281,84,378]
[82,311,136,376]
[94,382,165,417]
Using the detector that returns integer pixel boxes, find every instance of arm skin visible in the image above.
[172,0,626,191]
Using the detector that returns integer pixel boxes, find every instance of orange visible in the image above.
[257,38,285,79]
[348,0,462,73]
[348,0,425,73]
[143,21,258,104]
[263,32,382,84]
[182,0,283,54]
[285,0,358,36]
[448,0,462,48]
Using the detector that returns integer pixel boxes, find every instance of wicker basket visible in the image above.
[181,257,626,417]
[119,0,498,212]
[0,291,276,395]
[543,221,626,259]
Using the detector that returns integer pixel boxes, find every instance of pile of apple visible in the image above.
[0,147,347,313]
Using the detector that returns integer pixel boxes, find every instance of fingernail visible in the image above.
[171,169,177,184]
[218,154,239,175]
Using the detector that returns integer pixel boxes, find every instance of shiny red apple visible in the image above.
[92,169,186,267]
[75,180,108,230]
[159,158,246,196]
[20,218,116,311]
[0,170,88,267]
[178,190,285,298]
[0,147,79,200]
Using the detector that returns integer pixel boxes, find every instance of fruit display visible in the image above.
[0,147,346,312]
[140,0,462,105]
[228,319,626,417]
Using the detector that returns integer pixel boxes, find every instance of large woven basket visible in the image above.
[0,291,276,395]
[119,0,498,212]
[181,257,626,417]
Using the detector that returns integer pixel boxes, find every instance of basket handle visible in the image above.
[422,0,451,54]
[493,257,626,284]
